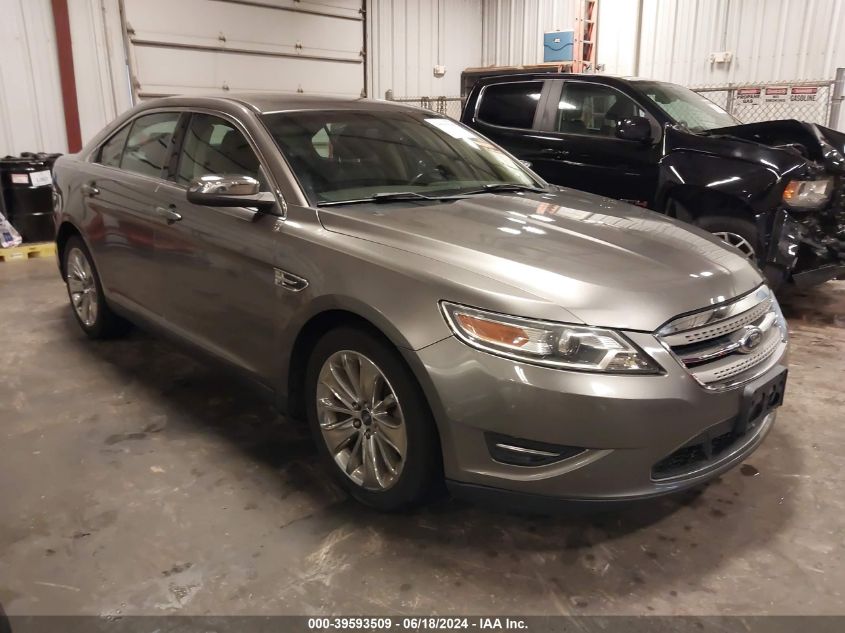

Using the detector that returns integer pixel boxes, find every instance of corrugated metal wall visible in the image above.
[481,0,580,66]
[0,0,66,156]
[68,0,132,148]
[600,0,845,85]
[367,0,483,98]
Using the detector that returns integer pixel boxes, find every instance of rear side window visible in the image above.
[477,81,544,129]
[97,125,130,167]
[120,112,180,178]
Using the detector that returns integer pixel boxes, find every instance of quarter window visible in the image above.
[121,112,180,178]
[97,125,130,168]
[556,83,647,137]
[177,113,267,190]
[477,82,544,129]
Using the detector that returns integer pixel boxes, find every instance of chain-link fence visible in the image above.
[689,80,836,126]
[383,94,463,120]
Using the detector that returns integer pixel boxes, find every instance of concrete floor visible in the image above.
[1,258,843,616]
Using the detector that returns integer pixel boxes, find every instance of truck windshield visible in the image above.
[635,81,740,132]
[262,110,542,205]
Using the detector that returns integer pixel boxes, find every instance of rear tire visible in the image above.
[305,326,440,511]
[63,235,130,339]
[695,215,760,262]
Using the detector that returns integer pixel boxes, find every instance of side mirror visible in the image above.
[186,174,276,210]
[615,116,653,143]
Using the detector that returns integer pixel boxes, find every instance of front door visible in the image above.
[530,80,660,208]
[153,112,282,381]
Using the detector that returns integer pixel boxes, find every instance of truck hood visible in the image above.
[316,189,763,331]
[698,119,845,174]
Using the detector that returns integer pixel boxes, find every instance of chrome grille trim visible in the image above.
[660,298,772,347]
[657,286,771,337]
[656,285,788,391]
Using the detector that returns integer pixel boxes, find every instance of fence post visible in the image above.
[725,83,735,116]
[828,68,845,129]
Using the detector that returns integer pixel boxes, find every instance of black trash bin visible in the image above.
[0,152,62,243]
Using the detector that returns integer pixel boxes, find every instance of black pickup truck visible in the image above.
[461,72,845,288]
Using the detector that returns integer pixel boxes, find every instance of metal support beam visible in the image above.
[50,0,82,152]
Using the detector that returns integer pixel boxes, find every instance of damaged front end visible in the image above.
[711,119,845,287]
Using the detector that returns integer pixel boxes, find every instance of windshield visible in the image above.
[635,81,739,132]
[262,110,541,204]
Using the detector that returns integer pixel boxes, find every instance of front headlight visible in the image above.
[782,178,833,208]
[440,302,661,373]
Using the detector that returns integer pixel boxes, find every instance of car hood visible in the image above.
[316,190,763,331]
[694,119,845,174]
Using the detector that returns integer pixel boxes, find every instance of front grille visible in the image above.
[656,285,788,390]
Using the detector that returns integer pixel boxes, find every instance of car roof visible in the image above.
[137,92,422,115]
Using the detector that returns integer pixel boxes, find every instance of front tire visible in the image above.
[695,215,759,262]
[305,326,440,511]
[63,236,130,339]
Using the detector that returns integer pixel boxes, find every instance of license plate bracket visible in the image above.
[736,368,787,435]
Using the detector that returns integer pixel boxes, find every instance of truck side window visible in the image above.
[477,82,544,129]
[557,83,646,137]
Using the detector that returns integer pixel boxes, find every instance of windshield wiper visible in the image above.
[462,183,548,195]
[318,191,467,206]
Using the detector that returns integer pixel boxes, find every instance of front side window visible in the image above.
[635,81,739,132]
[97,124,131,167]
[477,81,544,129]
[177,113,267,189]
[556,83,647,137]
[262,110,540,204]
[121,112,180,178]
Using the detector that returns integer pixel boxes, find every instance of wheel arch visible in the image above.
[661,184,759,223]
[283,302,444,426]
[55,220,85,276]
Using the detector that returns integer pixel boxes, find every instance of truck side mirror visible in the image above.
[615,117,652,143]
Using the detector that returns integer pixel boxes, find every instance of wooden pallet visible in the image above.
[0,242,56,263]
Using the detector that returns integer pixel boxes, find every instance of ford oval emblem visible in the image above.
[737,326,764,354]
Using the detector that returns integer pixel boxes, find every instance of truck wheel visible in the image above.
[695,216,759,262]
[305,326,441,511]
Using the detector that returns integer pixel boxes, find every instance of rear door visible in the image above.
[469,80,557,167]
[151,111,282,381]
[530,80,660,206]
[82,111,181,316]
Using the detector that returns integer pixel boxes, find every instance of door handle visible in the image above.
[539,148,570,159]
[154,205,182,224]
[81,183,100,197]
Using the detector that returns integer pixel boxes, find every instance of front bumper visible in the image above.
[406,333,787,503]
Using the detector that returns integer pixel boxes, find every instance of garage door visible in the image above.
[122,0,365,100]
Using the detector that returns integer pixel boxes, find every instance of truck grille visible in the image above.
[656,285,788,390]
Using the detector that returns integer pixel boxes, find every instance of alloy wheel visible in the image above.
[67,247,99,327]
[713,231,757,261]
[315,350,407,491]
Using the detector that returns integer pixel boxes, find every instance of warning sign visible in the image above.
[736,87,762,106]
[764,87,788,103]
[790,86,819,102]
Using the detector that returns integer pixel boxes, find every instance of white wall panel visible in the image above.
[480,0,580,67]
[0,0,66,155]
[600,0,845,85]
[67,0,133,146]
[367,0,483,98]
